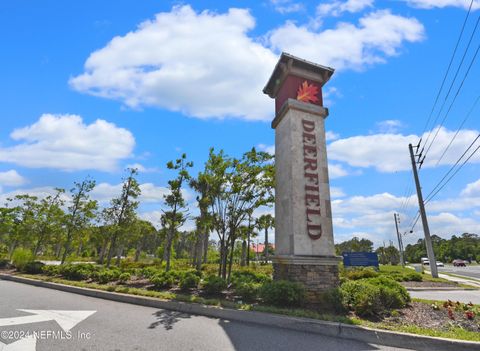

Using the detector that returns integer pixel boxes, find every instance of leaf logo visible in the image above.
[296,81,319,104]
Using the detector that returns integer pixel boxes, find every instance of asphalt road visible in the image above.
[438,264,480,280]
[410,290,480,304]
[0,280,414,351]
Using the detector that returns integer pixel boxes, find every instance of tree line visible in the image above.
[404,233,480,263]
[0,147,275,282]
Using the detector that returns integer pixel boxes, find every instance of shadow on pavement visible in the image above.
[218,319,394,351]
[149,310,191,330]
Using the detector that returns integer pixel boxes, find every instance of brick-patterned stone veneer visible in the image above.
[273,262,340,302]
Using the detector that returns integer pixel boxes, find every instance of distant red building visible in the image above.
[250,243,275,253]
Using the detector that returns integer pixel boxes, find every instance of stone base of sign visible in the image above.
[273,255,341,303]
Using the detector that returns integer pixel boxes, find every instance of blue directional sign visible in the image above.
[342,252,379,268]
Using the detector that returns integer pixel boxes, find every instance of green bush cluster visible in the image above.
[340,277,410,317]
[179,272,200,290]
[95,269,121,284]
[149,271,180,289]
[343,267,379,280]
[342,267,423,283]
[11,248,33,271]
[22,261,45,274]
[231,270,271,286]
[260,280,306,307]
[201,275,227,295]
[235,282,261,301]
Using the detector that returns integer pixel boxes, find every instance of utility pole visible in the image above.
[394,213,405,267]
[409,143,438,278]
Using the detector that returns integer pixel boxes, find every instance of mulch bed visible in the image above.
[383,302,480,332]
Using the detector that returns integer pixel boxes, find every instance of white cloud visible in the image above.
[330,186,346,198]
[268,10,424,71]
[328,127,480,172]
[326,131,340,141]
[70,6,424,120]
[0,114,135,172]
[404,0,480,10]
[317,0,374,18]
[0,170,27,187]
[331,189,480,246]
[329,163,349,178]
[461,178,480,197]
[375,119,404,133]
[126,163,160,173]
[257,144,275,155]
[70,6,277,121]
[270,0,304,14]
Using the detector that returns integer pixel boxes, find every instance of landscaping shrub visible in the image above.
[316,288,346,313]
[234,282,261,301]
[343,267,379,280]
[179,272,200,290]
[404,272,422,282]
[365,276,410,306]
[141,266,161,279]
[340,277,410,317]
[95,269,121,284]
[42,265,60,276]
[11,248,33,271]
[260,280,306,307]
[150,273,176,290]
[340,280,383,317]
[22,261,45,274]
[231,270,271,287]
[202,275,227,295]
[59,263,98,281]
[118,272,131,283]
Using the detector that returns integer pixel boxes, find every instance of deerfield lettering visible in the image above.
[302,119,322,240]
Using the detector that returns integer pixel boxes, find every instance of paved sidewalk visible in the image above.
[425,270,480,288]
[410,289,480,304]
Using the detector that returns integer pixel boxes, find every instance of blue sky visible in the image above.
[0,0,479,247]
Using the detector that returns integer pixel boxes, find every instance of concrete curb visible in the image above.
[2,274,480,351]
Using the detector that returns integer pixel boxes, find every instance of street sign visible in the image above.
[342,252,379,268]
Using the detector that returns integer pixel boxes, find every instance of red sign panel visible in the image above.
[275,75,323,114]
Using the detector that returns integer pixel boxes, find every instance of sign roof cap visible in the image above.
[263,52,334,98]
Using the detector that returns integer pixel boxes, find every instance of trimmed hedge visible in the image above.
[260,280,306,307]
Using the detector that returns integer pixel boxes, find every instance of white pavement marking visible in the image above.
[0,310,96,351]
[0,335,36,351]
[16,310,96,332]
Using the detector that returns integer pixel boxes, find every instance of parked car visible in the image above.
[453,259,467,267]
[422,260,430,265]
[436,261,444,267]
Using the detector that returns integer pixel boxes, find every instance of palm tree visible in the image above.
[256,214,274,263]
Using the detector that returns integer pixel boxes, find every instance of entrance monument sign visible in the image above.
[263,53,341,301]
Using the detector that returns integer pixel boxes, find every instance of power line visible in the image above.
[423,40,480,161]
[435,93,480,166]
[424,134,480,204]
[419,0,475,142]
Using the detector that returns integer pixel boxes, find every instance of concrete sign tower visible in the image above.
[263,53,340,301]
